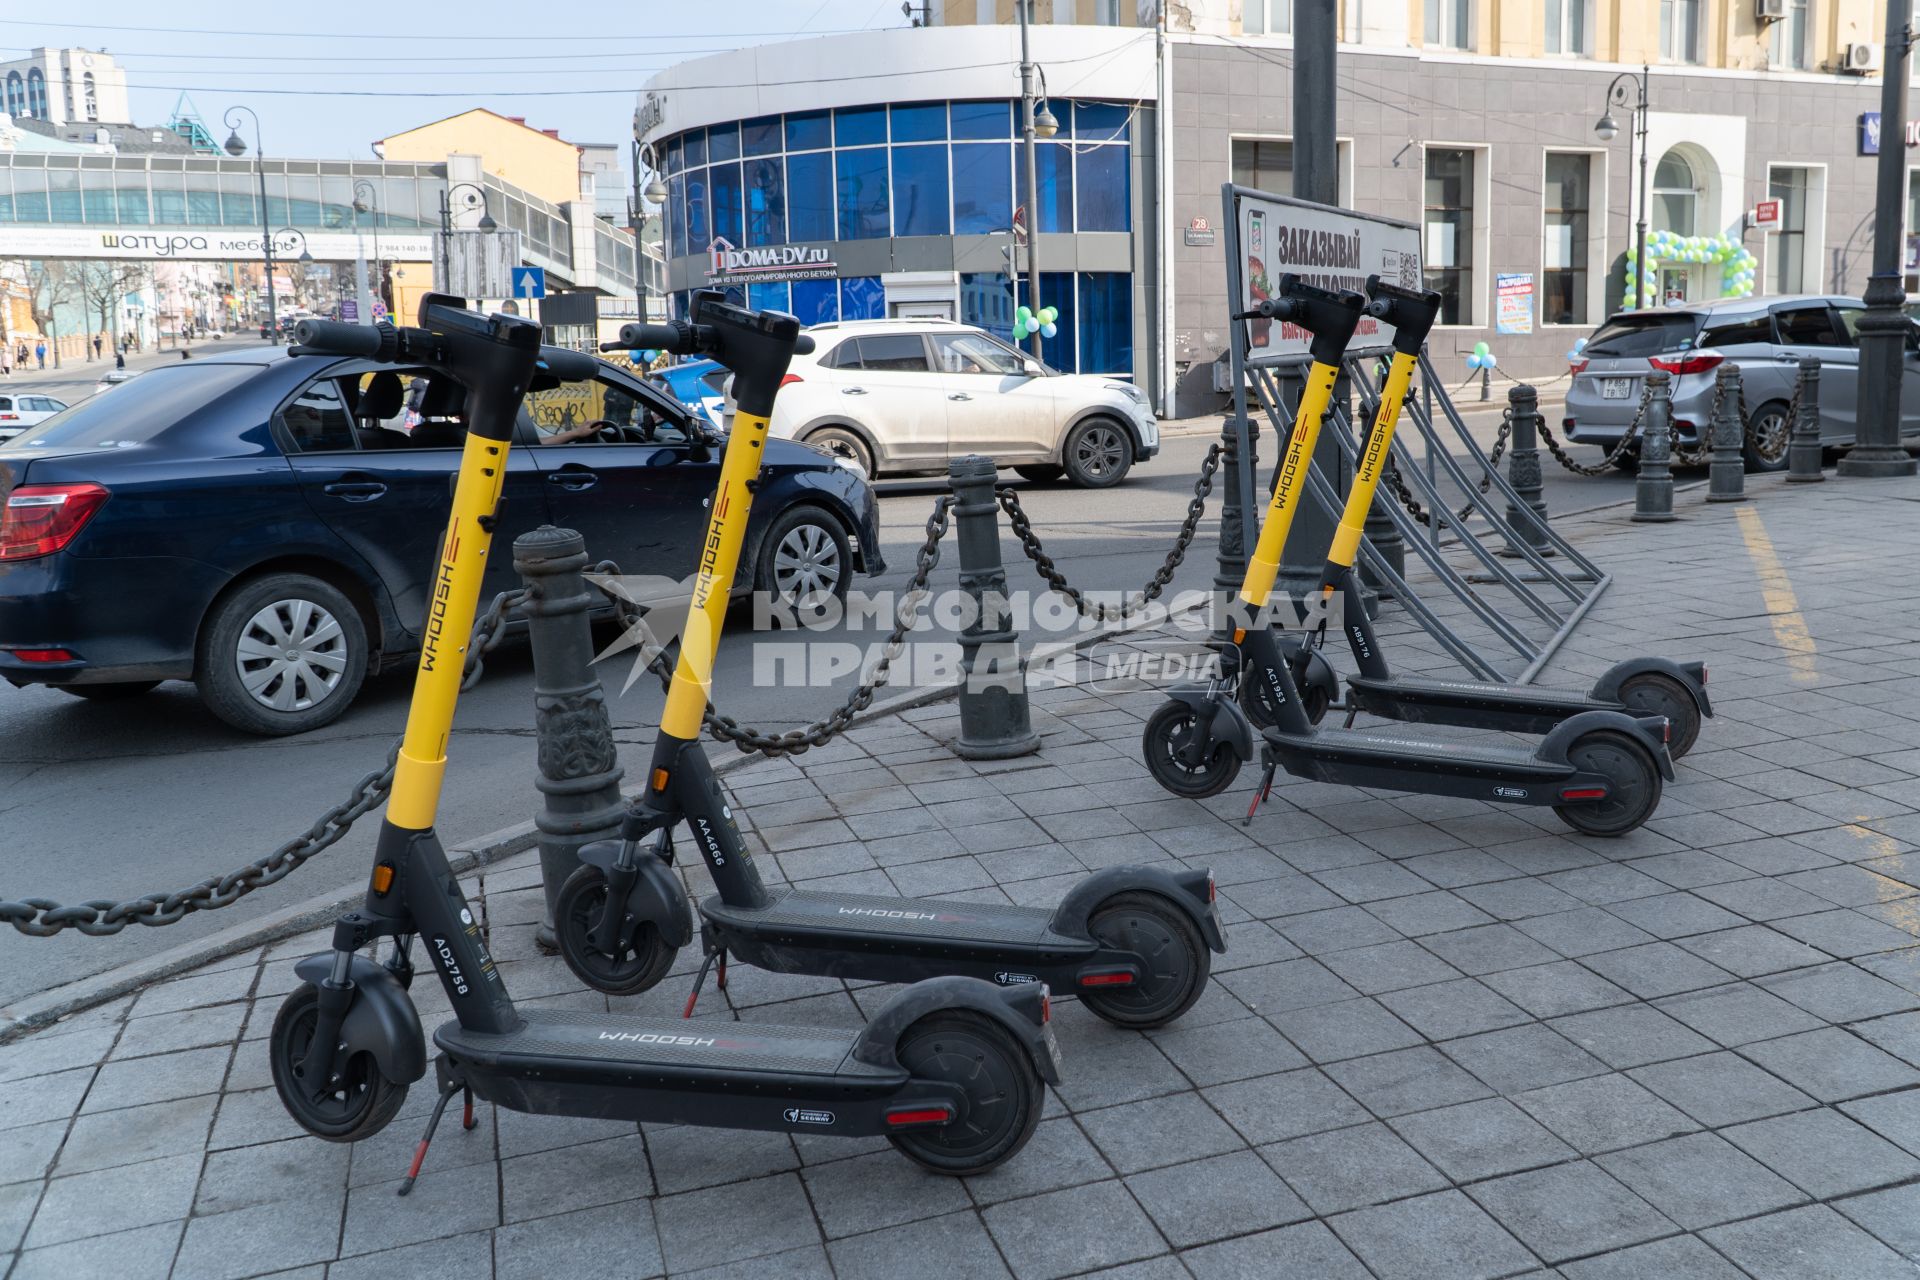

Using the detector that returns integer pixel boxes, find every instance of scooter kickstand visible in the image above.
[1243,761,1278,826]
[398,1078,463,1196]
[683,947,721,1019]
[461,1086,477,1132]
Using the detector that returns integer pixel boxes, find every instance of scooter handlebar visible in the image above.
[292,319,393,360]
[614,321,693,355]
[537,346,599,382]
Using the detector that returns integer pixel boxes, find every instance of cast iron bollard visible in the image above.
[1706,363,1747,503]
[1501,384,1552,556]
[1787,357,1825,484]
[515,526,627,952]
[1633,371,1678,523]
[950,456,1040,760]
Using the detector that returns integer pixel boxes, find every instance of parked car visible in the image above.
[0,349,884,736]
[649,358,729,427]
[0,393,68,442]
[760,318,1159,488]
[93,370,139,396]
[1563,295,1920,471]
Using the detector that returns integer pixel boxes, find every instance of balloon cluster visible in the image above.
[1566,336,1588,364]
[630,349,657,366]
[1465,340,1497,372]
[1014,304,1058,342]
[1620,232,1758,310]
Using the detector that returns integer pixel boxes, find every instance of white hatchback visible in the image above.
[0,392,68,443]
[766,319,1159,488]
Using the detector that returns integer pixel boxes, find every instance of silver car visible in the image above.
[1563,295,1920,471]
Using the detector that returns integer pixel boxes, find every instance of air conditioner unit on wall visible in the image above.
[1755,0,1786,21]
[1843,41,1880,72]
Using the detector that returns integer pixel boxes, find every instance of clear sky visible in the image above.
[11,1,908,161]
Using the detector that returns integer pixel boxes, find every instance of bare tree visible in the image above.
[77,260,147,360]
[2,259,77,369]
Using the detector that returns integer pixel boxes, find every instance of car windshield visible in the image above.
[1585,313,1703,357]
[7,363,258,450]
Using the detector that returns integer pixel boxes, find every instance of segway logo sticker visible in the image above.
[459,909,474,926]
[995,971,1041,985]
[783,1107,835,1126]
[1493,786,1529,799]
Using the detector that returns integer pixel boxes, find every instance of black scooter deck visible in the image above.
[436,1006,895,1078]
[1347,674,1605,735]
[1262,724,1579,802]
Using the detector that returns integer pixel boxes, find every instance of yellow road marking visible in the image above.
[1735,506,1818,684]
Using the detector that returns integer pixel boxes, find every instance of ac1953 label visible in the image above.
[783,1108,834,1125]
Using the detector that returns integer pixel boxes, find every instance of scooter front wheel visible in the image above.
[1554,730,1663,837]
[269,982,408,1143]
[1082,891,1210,1029]
[555,865,677,996]
[1242,674,1329,729]
[1142,701,1241,798]
[888,1011,1043,1176]
[1615,672,1702,760]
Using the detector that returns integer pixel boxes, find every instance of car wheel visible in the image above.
[805,425,874,477]
[1743,400,1792,473]
[1611,444,1641,473]
[1062,417,1133,488]
[755,505,851,625]
[196,573,368,736]
[56,681,162,701]
[1013,464,1065,483]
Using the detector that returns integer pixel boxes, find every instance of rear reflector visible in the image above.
[8,648,77,663]
[1560,787,1608,801]
[1,484,110,561]
[1207,873,1217,904]
[779,373,803,387]
[1079,971,1136,988]
[885,1107,954,1128]
[1040,986,1051,1023]
[650,767,671,792]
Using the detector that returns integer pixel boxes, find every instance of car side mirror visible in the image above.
[1022,359,1044,376]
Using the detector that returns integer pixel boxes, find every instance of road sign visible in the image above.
[512,266,547,300]
[1752,199,1782,230]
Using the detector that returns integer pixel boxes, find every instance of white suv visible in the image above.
[767,319,1159,488]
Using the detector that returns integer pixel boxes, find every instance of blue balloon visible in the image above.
[1041,322,1058,339]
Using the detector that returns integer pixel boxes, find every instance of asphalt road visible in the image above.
[0,380,1652,1006]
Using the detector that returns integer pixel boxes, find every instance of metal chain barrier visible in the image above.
[595,495,955,759]
[1539,386,1652,476]
[996,442,1221,621]
[1381,412,1511,528]
[0,589,528,938]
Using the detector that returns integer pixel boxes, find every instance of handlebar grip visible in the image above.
[293,319,387,358]
[1364,298,1393,320]
[618,322,688,354]
[537,346,599,382]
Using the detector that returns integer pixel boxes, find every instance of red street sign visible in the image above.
[1753,199,1782,229]
[1012,205,1028,242]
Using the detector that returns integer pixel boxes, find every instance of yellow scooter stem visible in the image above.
[1237,359,1342,611]
[1321,349,1420,589]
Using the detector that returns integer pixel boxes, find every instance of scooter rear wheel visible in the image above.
[555,865,677,996]
[1082,891,1210,1029]
[269,982,408,1143]
[1615,672,1701,760]
[1554,730,1663,837]
[1142,701,1241,798]
[888,1011,1044,1176]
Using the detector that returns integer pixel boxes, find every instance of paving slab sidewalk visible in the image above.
[6,470,1920,1279]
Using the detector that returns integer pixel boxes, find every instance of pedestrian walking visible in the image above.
[92,334,102,360]
[114,350,125,370]
[34,340,46,370]
[13,342,23,370]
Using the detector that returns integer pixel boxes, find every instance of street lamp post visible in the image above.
[274,228,313,314]
[1015,0,1059,357]
[352,179,380,324]
[1842,0,1920,478]
[223,106,279,344]
[629,140,667,324]
[1594,69,1651,312]
[438,182,499,303]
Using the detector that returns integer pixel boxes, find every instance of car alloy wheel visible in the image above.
[235,598,350,712]
[772,521,844,611]
[1064,418,1132,488]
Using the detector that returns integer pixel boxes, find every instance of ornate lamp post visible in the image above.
[438,182,499,300]
[1594,68,1651,312]
[1015,0,1060,357]
[223,106,281,342]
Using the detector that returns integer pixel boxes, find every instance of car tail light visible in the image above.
[779,373,803,387]
[0,413,16,421]
[1648,353,1724,377]
[7,648,77,663]
[0,484,110,561]
[1568,359,1588,375]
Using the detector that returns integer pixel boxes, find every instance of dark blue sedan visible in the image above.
[0,348,883,735]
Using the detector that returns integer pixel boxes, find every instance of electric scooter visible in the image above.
[553,291,1224,1029]
[1257,280,1710,757]
[268,298,1058,1184]
[1141,275,1672,837]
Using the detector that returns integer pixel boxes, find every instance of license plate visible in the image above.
[1600,378,1633,400]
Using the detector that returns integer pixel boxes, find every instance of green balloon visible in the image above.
[1472,341,1490,357]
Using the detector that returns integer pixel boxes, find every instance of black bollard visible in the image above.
[1211,413,1255,645]
[1706,363,1747,503]
[1633,370,1678,523]
[949,456,1040,760]
[515,526,627,953]
[1500,384,1552,557]
[1787,357,1824,484]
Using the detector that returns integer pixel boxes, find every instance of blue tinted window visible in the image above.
[1073,102,1132,143]
[748,281,790,313]
[786,110,830,151]
[682,129,707,169]
[952,143,1011,234]
[710,162,743,244]
[835,105,886,147]
[961,272,1016,343]
[951,101,1013,139]
[1075,145,1130,232]
[1078,272,1132,374]
[742,116,782,156]
[708,123,740,163]
[836,148,889,240]
[745,157,786,247]
[792,278,839,326]
[668,175,687,257]
[841,276,885,320]
[115,186,149,222]
[1036,143,1073,233]
[787,151,834,241]
[685,172,710,247]
[665,136,683,174]
[892,145,950,237]
[891,103,946,142]
[1018,272,1076,372]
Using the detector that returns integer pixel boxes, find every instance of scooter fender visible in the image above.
[578,839,695,950]
[1273,635,1340,712]
[292,954,427,1087]
[1538,709,1677,783]
[1048,866,1228,955]
[851,975,1063,1086]
[1168,687,1254,764]
[1588,658,1713,720]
